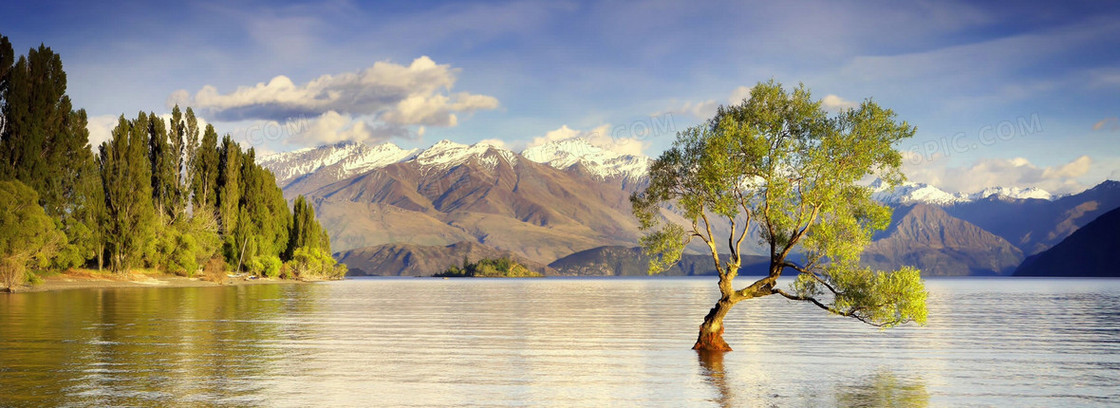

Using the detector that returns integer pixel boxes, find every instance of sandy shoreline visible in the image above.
[3,269,306,293]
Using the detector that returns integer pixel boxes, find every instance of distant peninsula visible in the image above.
[433,258,542,278]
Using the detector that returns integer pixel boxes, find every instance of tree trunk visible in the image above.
[693,298,735,352]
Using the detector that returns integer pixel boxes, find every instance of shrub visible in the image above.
[283,246,345,280]
[201,256,228,284]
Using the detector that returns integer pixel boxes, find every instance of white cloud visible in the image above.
[239,111,410,148]
[169,56,498,128]
[86,115,119,149]
[820,94,857,111]
[727,86,752,104]
[527,124,648,156]
[903,154,1094,195]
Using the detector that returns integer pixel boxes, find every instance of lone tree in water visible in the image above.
[632,80,928,351]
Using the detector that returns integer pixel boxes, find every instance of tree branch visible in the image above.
[781,261,838,295]
[698,212,721,274]
[771,288,887,327]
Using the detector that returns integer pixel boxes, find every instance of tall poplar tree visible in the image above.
[192,124,219,217]
[99,114,155,273]
[216,135,242,261]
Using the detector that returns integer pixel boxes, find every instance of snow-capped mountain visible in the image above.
[870,179,967,205]
[966,186,1052,201]
[869,179,1054,205]
[262,137,653,188]
[521,138,651,181]
[259,141,419,184]
[415,139,518,171]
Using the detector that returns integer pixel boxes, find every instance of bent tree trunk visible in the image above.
[693,297,734,351]
[692,266,776,352]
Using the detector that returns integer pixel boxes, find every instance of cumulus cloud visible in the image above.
[236,111,410,148]
[527,124,648,156]
[1092,117,1119,132]
[902,154,1094,195]
[86,115,119,149]
[820,94,858,111]
[167,56,498,144]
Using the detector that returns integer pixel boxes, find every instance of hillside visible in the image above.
[862,204,1023,276]
[549,246,770,276]
[337,241,554,276]
[1014,206,1120,277]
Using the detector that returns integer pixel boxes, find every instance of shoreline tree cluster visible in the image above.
[0,35,344,289]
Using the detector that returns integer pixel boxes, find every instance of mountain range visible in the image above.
[1014,205,1120,277]
[261,139,1119,277]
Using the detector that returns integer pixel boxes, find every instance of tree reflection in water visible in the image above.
[697,351,736,408]
[697,351,929,408]
[835,370,929,408]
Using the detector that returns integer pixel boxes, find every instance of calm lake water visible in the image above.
[2,278,1118,407]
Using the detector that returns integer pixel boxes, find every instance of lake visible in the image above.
[2,278,1118,407]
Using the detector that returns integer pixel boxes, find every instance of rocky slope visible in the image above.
[862,204,1023,276]
[1014,205,1120,277]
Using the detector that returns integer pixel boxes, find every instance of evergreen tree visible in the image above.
[99,114,156,273]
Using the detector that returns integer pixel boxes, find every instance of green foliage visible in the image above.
[434,257,542,278]
[246,255,282,278]
[99,113,157,273]
[0,180,64,288]
[633,79,926,328]
[283,247,346,280]
[191,124,219,216]
[287,195,326,258]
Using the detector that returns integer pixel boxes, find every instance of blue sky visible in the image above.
[1,0,1117,194]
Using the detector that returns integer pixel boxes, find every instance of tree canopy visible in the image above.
[632,80,927,351]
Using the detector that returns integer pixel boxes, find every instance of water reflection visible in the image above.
[2,278,1119,406]
[834,371,929,408]
[697,351,736,408]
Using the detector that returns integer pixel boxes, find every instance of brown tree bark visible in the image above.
[693,298,735,351]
